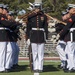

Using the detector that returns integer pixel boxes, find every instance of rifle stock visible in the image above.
[28,44,33,72]
[45,13,67,25]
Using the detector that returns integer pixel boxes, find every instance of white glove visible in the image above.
[27,6,33,11]
[53,39,57,44]
[27,39,30,46]
[56,34,60,40]
[50,38,54,41]
[48,28,56,33]
[52,35,56,39]
[15,17,20,22]
[22,23,26,26]
[19,19,23,23]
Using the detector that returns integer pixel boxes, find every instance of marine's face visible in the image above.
[62,15,68,21]
[35,8,40,12]
[69,8,75,14]
[7,15,11,20]
[2,9,8,15]
[62,13,71,21]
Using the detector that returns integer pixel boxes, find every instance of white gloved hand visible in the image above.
[52,35,56,39]
[56,34,60,40]
[53,39,57,44]
[48,28,56,33]
[15,17,20,22]
[27,39,30,46]
[22,23,26,26]
[19,19,23,23]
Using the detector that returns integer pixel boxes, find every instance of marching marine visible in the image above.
[59,4,75,72]
[55,11,69,70]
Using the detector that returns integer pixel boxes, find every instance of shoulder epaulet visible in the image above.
[68,18,73,22]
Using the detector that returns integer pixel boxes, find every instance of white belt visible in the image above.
[0,27,13,32]
[58,40,66,45]
[32,28,45,31]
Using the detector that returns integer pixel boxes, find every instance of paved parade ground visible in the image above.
[0,61,75,75]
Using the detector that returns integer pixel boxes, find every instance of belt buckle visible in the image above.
[37,27,40,30]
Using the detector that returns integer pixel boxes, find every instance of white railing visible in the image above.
[18,32,58,57]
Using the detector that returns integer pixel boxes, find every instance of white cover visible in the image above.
[34,0,42,4]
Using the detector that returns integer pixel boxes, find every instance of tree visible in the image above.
[0,0,75,19]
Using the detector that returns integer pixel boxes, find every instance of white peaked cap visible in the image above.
[34,0,42,6]
[34,3,41,6]
[62,11,67,15]
[34,0,42,4]
[68,4,75,8]
[66,4,75,12]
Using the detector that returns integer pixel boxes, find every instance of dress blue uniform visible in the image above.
[55,23,67,69]
[0,4,21,72]
[26,9,48,72]
[60,14,75,71]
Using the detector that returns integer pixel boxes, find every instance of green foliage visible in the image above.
[0,0,75,19]
[42,0,75,19]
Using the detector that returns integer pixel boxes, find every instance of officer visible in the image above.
[26,3,48,73]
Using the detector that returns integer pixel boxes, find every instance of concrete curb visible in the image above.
[19,57,60,60]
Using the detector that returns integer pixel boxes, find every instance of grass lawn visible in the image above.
[0,61,75,75]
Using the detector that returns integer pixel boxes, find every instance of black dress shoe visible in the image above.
[11,64,20,69]
[12,64,20,69]
[63,68,69,73]
[38,70,42,73]
[58,65,63,69]
[13,64,20,67]
[4,69,11,73]
[0,71,5,73]
[33,69,39,73]
[69,69,75,72]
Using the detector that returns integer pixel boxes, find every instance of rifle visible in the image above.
[28,44,33,72]
[45,13,67,25]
